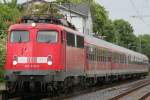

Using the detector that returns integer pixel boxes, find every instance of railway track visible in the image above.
[110,77,150,100]
[139,92,150,100]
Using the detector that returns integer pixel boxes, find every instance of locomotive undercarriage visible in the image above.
[6,76,51,98]
[5,70,59,98]
[5,74,89,98]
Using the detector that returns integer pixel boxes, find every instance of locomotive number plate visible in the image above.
[36,57,47,63]
[18,57,28,63]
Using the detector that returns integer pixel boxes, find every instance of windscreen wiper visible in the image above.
[46,40,51,43]
[18,36,22,43]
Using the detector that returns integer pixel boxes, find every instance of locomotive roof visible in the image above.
[85,35,148,60]
[9,23,83,36]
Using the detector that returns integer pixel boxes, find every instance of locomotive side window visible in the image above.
[37,31,58,43]
[10,31,29,43]
[77,35,84,48]
[66,32,75,47]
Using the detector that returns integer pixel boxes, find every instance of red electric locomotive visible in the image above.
[4,16,149,98]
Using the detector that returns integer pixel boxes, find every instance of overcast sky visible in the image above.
[17,0,150,35]
[97,0,150,36]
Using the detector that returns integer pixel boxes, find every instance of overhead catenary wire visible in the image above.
[145,0,150,12]
[129,0,150,28]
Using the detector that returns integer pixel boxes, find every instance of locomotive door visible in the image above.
[61,31,66,71]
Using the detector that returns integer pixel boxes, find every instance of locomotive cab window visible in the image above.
[77,35,84,48]
[37,31,58,43]
[10,31,29,43]
[66,32,75,47]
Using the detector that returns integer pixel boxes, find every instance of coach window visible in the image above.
[66,32,75,47]
[116,54,119,63]
[103,50,105,62]
[120,54,123,64]
[104,50,107,62]
[112,53,115,63]
[101,50,104,62]
[37,31,58,43]
[117,54,120,63]
[120,55,122,63]
[113,53,116,63]
[91,48,94,61]
[107,51,109,62]
[115,54,117,63]
[128,56,131,64]
[99,50,101,62]
[115,53,117,63]
[94,48,96,61]
[124,56,127,64]
[97,49,100,61]
[77,35,84,48]
[113,53,115,63]
[10,31,29,43]
[105,50,109,62]
[112,53,114,63]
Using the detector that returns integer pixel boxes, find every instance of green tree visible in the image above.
[0,1,21,67]
[101,20,116,43]
[91,2,109,35]
[112,19,138,50]
[3,0,17,8]
[138,35,150,60]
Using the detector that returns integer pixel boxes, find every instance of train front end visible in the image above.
[5,23,65,97]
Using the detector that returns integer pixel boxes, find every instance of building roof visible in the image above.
[60,3,90,17]
[22,0,49,5]
[22,0,54,5]
[22,0,90,17]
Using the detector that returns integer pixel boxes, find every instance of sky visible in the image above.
[17,0,150,35]
[96,0,150,36]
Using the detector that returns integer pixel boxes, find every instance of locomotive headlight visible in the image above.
[31,23,36,27]
[47,55,52,66]
[13,60,17,65]
[47,61,52,65]
[13,55,18,65]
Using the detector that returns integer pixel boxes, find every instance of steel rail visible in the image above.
[139,92,150,100]
[110,79,150,100]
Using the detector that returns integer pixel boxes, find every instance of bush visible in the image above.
[0,69,4,82]
[0,37,6,82]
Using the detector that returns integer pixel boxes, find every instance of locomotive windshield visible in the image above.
[37,31,58,43]
[10,31,29,43]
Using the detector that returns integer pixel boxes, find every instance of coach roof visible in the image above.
[85,35,148,60]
